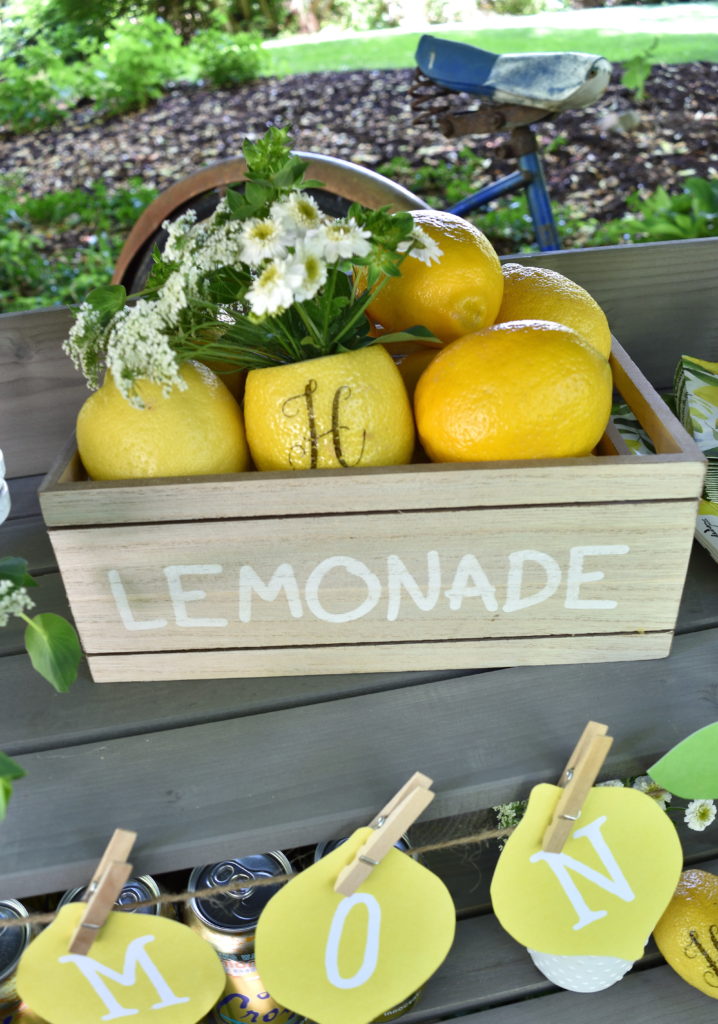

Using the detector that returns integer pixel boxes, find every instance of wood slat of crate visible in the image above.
[38,339,706,683]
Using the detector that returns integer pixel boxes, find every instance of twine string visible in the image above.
[0,825,514,930]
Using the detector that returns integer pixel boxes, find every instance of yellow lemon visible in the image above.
[243,345,414,471]
[654,869,718,998]
[495,262,612,359]
[414,319,612,463]
[396,348,440,404]
[356,209,504,345]
[76,360,249,480]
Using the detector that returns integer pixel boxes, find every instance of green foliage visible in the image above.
[0,177,158,313]
[80,15,187,117]
[592,177,718,245]
[620,37,659,103]
[187,23,263,86]
[0,35,80,133]
[24,613,82,693]
[0,751,25,822]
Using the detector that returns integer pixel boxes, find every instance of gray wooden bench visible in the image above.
[2,236,718,1022]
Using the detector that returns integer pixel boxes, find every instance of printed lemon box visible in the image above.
[38,339,706,683]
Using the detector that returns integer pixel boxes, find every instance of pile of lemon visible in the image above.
[76,209,613,480]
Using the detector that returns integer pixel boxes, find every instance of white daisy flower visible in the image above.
[632,775,673,810]
[684,799,717,831]
[399,224,443,266]
[597,779,625,788]
[285,244,328,302]
[240,217,289,266]
[0,579,35,628]
[271,192,323,239]
[310,218,372,262]
[246,259,295,317]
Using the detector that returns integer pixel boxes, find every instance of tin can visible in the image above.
[184,851,293,957]
[6,1004,47,1023]
[57,875,176,918]
[0,900,33,1018]
[313,833,413,861]
[210,954,304,1024]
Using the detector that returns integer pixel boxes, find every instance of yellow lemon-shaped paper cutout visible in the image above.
[654,869,718,998]
[76,360,250,480]
[495,262,612,359]
[16,902,225,1024]
[414,319,613,463]
[490,783,682,960]
[254,826,455,1024]
[244,346,414,471]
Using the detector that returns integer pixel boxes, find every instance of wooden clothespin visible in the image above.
[542,721,613,854]
[334,772,434,896]
[68,828,137,955]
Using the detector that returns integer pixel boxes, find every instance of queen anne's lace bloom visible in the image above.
[105,302,185,405]
[162,209,199,262]
[0,579,34,628]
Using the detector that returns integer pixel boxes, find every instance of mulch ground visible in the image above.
[2,60,716,238]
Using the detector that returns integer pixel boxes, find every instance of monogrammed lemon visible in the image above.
[243,345,414,471]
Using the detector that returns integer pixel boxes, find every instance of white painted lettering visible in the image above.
[386,551,441,622]
[305,556,381,623]
[58,934,190,1020]
[503,549,561,613]
[108,570,167,632]
[529,815,635,930]
[239,563,303,623]
[565,545,629,609]
[444,554,498,612]
[325,893,381,990]
[163,565,228,627]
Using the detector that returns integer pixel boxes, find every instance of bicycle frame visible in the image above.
[446,150,561,252]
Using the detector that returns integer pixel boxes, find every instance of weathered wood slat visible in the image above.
[515,238,718,390]
[447,964,716,1023]
[2,624,718,895]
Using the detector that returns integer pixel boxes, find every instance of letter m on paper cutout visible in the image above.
[529,816,635,930]
[59,934,189,1020]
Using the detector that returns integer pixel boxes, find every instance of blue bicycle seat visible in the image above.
[415,35,611,113]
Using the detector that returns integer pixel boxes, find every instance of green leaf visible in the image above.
[0,556,37,589]
[86,283,126,317]
[0,752,24,822]
[24,613,81,693]
[648,722,718,799]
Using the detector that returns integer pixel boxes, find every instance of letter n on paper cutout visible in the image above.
[529,816,635,930]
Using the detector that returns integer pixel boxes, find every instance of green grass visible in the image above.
[262,2,718,76]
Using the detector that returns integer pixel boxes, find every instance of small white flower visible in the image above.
[246,259,295,317]
[0,579,35,628]
[285,244,328,302]
[240,217,289,266]
[162,209,199,262]
[399,224,443,266]
[310,218,372,262]
[684,799,717,831]
[598,779,625,788]
[105,302,185,405]
[632,775,673,810]
[271,192,323,238]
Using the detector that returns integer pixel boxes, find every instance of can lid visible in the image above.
[314,834,411,862]
[188,852,292,934]
[0,900,30,982]
[115,876,160,915]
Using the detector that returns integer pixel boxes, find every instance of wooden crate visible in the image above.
[38,338,706,683]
